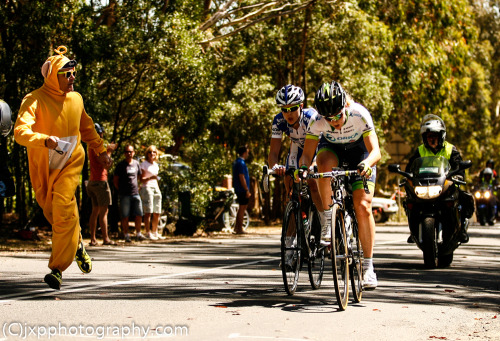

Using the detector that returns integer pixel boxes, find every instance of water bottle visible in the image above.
[302,212,310,236]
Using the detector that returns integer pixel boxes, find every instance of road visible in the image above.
[0,223,499,341]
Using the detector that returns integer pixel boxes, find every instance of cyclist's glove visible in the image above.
[293,165,308,181]
[357,162,373,177]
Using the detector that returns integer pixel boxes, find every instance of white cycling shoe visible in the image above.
[363,268,378,290]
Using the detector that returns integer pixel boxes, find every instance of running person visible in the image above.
[298,81,381,290]
[268,84,323,211]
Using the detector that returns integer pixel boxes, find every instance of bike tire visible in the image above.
[349,218,363,303]
[422,217,438,268]
[281,202,301,295]
[308,209,325,289]
[331,204,349,310]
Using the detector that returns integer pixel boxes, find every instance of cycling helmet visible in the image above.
[314,81,346,117]
[275,85,305,107]
[0,100,13,137]
[94,123,104,135]
[420,114,446,149]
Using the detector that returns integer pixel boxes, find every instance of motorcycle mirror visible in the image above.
[459,160,472,170]
[388,164,401,173]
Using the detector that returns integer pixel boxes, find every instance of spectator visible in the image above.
[14,46,112,290]
[140,145,165,240]
[232,145,251,234]
[113,144,145,242]
[87,123,117,246]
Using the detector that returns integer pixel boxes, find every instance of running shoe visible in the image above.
[155,232,166,240]
[124,234,132,243]
[44,269,62,290]
[363,268,378,290]
[136,233,147,241]
[75,242,92,273]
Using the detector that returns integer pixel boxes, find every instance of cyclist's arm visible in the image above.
[268,138,282,168]
[299,135,319,168]
[362,132,381,168]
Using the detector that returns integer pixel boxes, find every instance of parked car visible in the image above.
[372,197,399,223]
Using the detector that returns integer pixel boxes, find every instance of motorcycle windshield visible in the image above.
[410,156,450,177]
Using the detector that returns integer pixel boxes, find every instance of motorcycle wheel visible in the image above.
[438,252,453,268]
[422,217,438,269]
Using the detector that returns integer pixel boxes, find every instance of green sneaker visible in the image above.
[75,242,92,273]
[44,269,62,290]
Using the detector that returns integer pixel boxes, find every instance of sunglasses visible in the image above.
[324,111,343,122]
[57,69,77,78]
[281,105,300,113]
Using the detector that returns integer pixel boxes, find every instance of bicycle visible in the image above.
[262,165,326,295]
[310,166,367,310]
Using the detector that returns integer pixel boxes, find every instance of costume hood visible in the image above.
[40,46,77,95]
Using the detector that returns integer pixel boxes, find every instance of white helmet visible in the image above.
[420,114,446,149]
[275,85,305,107]
[0,100,13,137]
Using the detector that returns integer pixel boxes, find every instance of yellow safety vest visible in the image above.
[418,141,453,160]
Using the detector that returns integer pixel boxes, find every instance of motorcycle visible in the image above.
[473,184,497,226]
[389,156,473,268]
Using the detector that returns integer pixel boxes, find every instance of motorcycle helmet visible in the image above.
[94,123,104,135]
[483,167,493,176]
[420,114,446,150]
[314,81,346,118]
[0,100,13,137]
[275,85,305,107]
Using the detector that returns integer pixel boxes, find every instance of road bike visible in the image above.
[310,167,367,310]
[262,166,325,295]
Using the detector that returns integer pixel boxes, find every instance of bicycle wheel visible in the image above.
[349,219,363,303]
[331,204,349,310]
[308,209,325,289]
[223,204,250,231]
[281,202,301,295]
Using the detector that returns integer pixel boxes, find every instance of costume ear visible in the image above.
[41,61,52,78]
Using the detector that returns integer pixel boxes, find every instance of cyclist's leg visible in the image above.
[316,143,339,243]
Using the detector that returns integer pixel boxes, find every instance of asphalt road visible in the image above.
[0,223,499,341]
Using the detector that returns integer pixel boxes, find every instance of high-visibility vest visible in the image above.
[418,141,453,160]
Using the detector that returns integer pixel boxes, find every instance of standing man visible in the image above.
[113,144,145,242]
[87,123,117,246]
[232,145,251,234]
[14,46,112,290]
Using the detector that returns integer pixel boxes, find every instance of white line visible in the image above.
[0,257,278,303]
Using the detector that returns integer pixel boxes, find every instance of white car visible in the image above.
[372,197,399,223]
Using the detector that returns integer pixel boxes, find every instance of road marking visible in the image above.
[0,257,279,303]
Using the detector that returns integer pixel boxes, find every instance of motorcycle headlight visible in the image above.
[485,191,491,199]
[474,191,481,199]
[414,185,442,199]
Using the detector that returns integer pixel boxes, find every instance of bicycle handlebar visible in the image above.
[310,169,371,194]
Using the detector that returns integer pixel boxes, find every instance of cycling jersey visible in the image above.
[271,107,318,169]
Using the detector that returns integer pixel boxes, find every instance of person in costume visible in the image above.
[14,46,112,290]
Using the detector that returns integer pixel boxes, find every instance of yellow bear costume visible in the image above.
[14,46,106,272]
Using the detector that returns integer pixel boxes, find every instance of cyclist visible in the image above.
[268,84,323,210]
[406,114,473,243]
[298,81,381,290]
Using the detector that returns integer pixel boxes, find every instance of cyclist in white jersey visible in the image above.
[298,81,381,290]
[268,84,323,210]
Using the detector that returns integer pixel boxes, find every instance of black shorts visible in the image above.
[235,191,250,206]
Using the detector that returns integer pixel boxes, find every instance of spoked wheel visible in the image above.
[331,204,349,310]
[281,202,301,295]
[422,217,438,269]
[349,220,363,303]
[223,204,250,231]
[307,208,324,289]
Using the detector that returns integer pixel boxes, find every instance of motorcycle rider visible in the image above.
[406,114,473,243]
